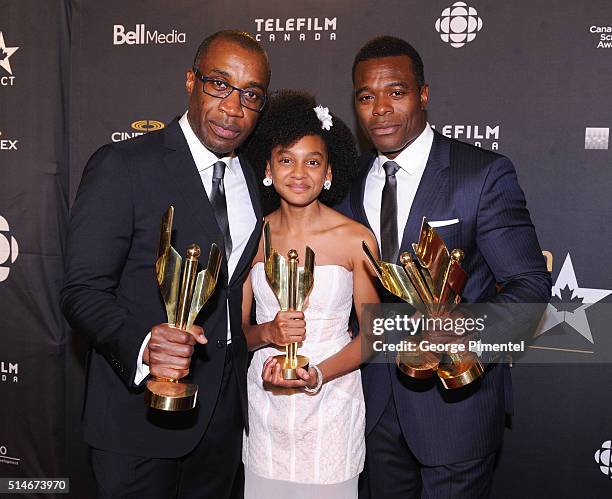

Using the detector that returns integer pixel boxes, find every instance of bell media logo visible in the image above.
[0,216,19,282]
[111,119,165,142]
[1,361,18,383]
[584,127,609,150]
[0,444,20,466]
[254,17,337,43]
[595,441,612,479]
[113,24,186,45]
[435,2,483,48]
[431,123,500,150]
[0,131,18,151]
[0,31,19,86]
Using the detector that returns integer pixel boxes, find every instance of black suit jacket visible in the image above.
[338,131,551,465]
[61,119,262,458]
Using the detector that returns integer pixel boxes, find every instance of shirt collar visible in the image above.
[178,111,234,174]
[377,123,434,175]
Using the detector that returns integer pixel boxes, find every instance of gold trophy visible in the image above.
[363,217,484,389]
[361,242,440,380]
[144,206,222,411]
[262,222,315,380]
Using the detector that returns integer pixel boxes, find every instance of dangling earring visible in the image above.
[263,176,273,186]
[323,180,332,190]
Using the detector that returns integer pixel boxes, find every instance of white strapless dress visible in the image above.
[243,263,365,493]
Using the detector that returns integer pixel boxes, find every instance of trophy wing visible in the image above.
[263,221,272,262]
[186,243,222,330]
[362,241,428,314]
[265,252,289,310]
[155,206,181,325]
[263,222,291,310]
[158,206,174,260]
[437,250,468,310]
[400,252,436,313]
[295,246,315,311]
[412,218,450,299]
[156,247,181,326]
[379,262,429,314]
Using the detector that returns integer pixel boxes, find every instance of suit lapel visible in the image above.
[161,120,224,246]
[160,122,262,289]
[229,153,263,287]
[161,120,229,282]
[399,131,451,258]
[351,152,376,232]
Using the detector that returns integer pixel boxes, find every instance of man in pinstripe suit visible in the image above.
[339,36,551,498]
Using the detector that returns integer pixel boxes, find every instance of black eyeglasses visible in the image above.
[192,68,267,112]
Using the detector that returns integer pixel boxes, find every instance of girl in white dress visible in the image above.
[241,91,380,498]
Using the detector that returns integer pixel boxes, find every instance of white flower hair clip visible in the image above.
[313,105,333,131]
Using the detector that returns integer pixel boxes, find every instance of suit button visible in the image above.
[216,339,226,349]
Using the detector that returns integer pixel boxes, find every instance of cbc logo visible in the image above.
[0,216,19,282]
[435,1,483,48]
[595,440,612,478]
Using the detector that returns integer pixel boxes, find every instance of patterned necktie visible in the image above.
[380,160,401,262]
[210,161,233,260]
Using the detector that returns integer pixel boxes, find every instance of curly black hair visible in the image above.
[243,90,358,214]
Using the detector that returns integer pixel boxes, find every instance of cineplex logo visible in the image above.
[0,31,19,86]
[0,216,19,282]
[595,441,612,479]
[431,123,500,150]
[1,361,18,383]
[254,17,337,42]
[111,120,165,142]
[0,444,20,466]
[589,25,612,49]
[113,24,186,45]
[0,131,18,151]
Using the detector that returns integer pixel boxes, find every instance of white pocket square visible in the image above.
[427,218,460,228]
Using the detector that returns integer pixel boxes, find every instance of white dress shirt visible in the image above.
[135,111,257,384]
[364,123,434,251]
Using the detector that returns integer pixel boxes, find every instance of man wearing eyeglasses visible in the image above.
[61,30,270,498]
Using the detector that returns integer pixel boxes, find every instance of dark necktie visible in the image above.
[380,160,401,262]
[210,161,233,260]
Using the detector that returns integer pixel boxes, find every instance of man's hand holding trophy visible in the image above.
[363,217,484,389]
[144,206,222,411]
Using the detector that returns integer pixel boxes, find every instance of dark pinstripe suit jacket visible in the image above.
[339,130,551,465]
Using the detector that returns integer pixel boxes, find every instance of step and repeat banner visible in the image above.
[1,0,611,497]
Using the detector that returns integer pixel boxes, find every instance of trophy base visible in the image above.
[144,378,198,411]
[273,354,309,380]
[437,353,484,389]
[396,350,440,379]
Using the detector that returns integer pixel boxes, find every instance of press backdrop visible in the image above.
[1,1,611,497]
